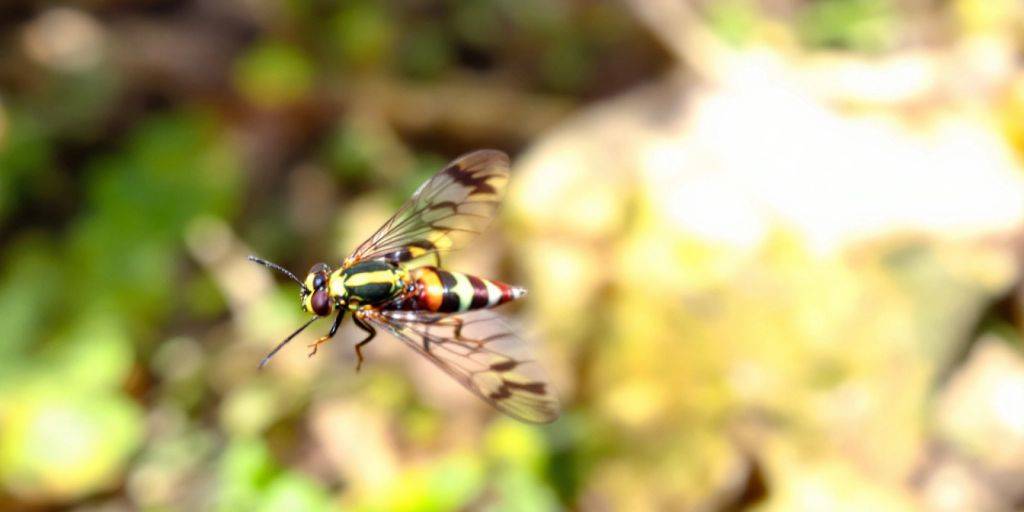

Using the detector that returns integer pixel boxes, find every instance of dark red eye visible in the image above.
[310,290,331,316]
[312,274,326,290]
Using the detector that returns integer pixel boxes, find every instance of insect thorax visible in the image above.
[337,260,405,306]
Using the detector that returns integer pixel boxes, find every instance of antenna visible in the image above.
[248,255,307,291]
[259,316,318,368]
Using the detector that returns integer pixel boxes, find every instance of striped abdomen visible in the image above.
[392,267,525,313]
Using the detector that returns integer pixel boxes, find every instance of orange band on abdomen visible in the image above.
[416,268,444,312]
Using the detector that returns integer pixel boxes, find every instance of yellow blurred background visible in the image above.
[1,0,1024,510]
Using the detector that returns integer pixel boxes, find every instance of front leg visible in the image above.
[352,310,377,372]
[308,309,346,358]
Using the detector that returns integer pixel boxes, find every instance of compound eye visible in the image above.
[310,290,332,316]
[312,273,326,290]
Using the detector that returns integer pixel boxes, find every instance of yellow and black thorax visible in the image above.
[329,260,407,307]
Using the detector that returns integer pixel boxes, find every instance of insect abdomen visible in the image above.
[402,267,524,313]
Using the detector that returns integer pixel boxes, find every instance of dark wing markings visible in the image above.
[344,150,510,269]
[365,309,560,424]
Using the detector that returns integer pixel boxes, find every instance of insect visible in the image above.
[249,150,560,423]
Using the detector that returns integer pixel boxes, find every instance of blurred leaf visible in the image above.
[539,31,593,93]
[0,382,142,501]
[329,2,395,69]
[217,437,332,511]
[453,1,504,50]
[68,111,240,325]
[485,420,548,474]
[400,406,442,445]
[45,312,134,392]
[220,383,289,438]
[399,22,454,80]
[324,120,379,181]
[483,420,560,510]
[128,419,215,509]
[257,472,333,512]
[37,65,121,139]
[0,107,53,224]
[797,0,897,52]
[216,438,276,512]
[362,455,484,512]
[0,235,60,365]
[234,41,315,107]
[151,336,206,410]
[185,272,229,320]
[486,467,560,512]
[499,0,571,36]
[545,413,608,505]
[706,0,758,46]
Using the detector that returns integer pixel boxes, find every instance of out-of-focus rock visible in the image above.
[507,16,1024,507]
[21,8,106,73]
[936,338,1024,465]
[917,458,1005,512]
[932,337,1024,503]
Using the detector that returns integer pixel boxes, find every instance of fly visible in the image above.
[250,150,559,424]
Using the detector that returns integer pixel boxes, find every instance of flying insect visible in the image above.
[249,150,559,423]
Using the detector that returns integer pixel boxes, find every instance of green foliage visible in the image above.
[258,472,334,512]
[706,0,759,46]
[0,236,59,363]
[360,454,485,512]
[539,31,594,94]
[69,112,240,325]
[324,120,383,182]
[452,1,504,50]
[217,439,278,511]
[399,22,455,80]
[0,108,53,224]
[798,0,897,52]
[0,108,240,503]
[0,379,142,500]
[235,41,315,107]
[484,421,561,511]
[218,439,334,512]
[44,313,134,392]
[328,2,395,70]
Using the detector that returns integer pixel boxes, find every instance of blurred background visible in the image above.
[1,0,1024,510]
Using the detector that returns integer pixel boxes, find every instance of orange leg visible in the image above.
[307,334,329,357]
[307,309,345,358]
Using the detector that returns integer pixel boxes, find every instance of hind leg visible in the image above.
[352,310,377,372]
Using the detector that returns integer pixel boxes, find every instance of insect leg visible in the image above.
[308,309,346,358]
[422,317,462,353]
[352,311,377,372]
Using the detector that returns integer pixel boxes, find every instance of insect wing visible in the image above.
[344,150,510,269]
[366,309,560,423]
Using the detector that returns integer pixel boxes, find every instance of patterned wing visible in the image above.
[365,309,560,424]
[344,150,510,269]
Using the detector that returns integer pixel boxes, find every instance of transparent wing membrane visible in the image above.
[345,150,510,269]
[367,309,560,423]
